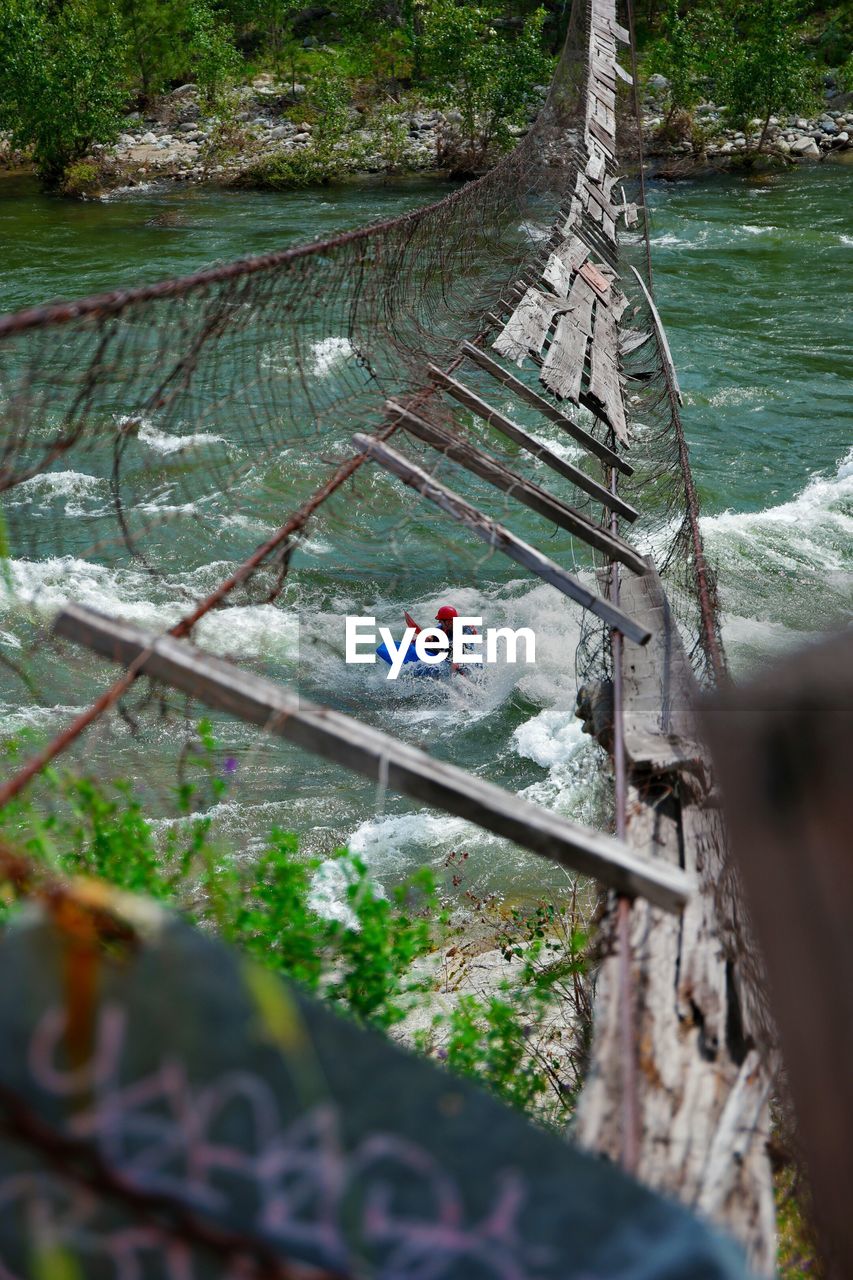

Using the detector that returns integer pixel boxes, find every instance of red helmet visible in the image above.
[435,605,458,622]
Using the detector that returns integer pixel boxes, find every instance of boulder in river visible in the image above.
[790,136,820,158]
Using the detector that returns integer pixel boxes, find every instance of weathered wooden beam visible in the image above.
[54,604,687,910]
[353,432,651,646]
[428,363,638,521]
[457,342,633,477]
[386,400,648,575]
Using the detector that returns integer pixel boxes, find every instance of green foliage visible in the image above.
[0,731,441,1029]
[117,0,191,100]
[242,146,346,189]
[187,0,241,112]
[706,0,822,135]
[419,1,553,162]
[0,0,127,188]
[60,160,103,196]
[648,0,703,117]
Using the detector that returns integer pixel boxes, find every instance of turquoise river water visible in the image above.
[0,167,850,904]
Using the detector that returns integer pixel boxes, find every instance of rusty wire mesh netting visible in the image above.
[0,0,722,862]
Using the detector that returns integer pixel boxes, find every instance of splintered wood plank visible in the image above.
[587,116,615,156]
[386,400,648,575]
[589,344,629,444]
[593,96,616,132]
[562,196,583,233]
[429,362,637,513]
[354,434,652,646]
[585,151,606,182]
[623,202,639,227]
[458,342,634,478]
[542,235,590,296]
[53,608,690,908]
[493,287,563,366]
[584,179,621,223]
[614,60,633,84]
[610,17,630,43]
[591,81,616,111]
[620,327,652,356]
[579,260,612,301]
[540,313,588,403]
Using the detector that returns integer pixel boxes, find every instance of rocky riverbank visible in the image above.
[2,69,851,196]
[0,76,534,196]
[642,74,853,170]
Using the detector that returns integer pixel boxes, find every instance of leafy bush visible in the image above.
[0,726,590,1113]
[187,0,241,112]
[420,1,553,165]
[241,146,346,188]
[0,0,127,188]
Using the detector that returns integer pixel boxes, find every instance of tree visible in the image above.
[419,1,553,165]
[187,0,241,112]
[698,0,821,150]
[649,0,704,119]
[0,0,128,188]
[117,0,194,102]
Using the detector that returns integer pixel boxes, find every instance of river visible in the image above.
[0,166,850,903]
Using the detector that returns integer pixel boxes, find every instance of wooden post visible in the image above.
[702,630,853,1274]
[53,604,690,912]
[353,432,651,645]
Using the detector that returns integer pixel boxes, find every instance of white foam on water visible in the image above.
[8,471,108,517]
[840,234,853,247]
[702,447,853,577]
[310,336,355,377]
[1,556,299,661]
[138,422,228,454]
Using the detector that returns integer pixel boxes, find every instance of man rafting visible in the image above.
[421,605,478,671]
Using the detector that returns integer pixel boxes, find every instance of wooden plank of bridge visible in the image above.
[493,287,562,365]
[589,309,630,445]
[542,236,590,295]
[539,272,595,403]
[458,342,633,477]
[386,400,647,575]
[353,433,651,645]
[54,605,687,911]
[614,60,633,85]
[431,363,609,499]
[617,560,703,771]
[588,116,616,156]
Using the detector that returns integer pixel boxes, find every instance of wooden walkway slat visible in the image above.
[54,605,689,910]
[459,342,632,476]
[354,433,651,645]
[616,560,703,770]
[493,287,562,365]
[387,400,647,574]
